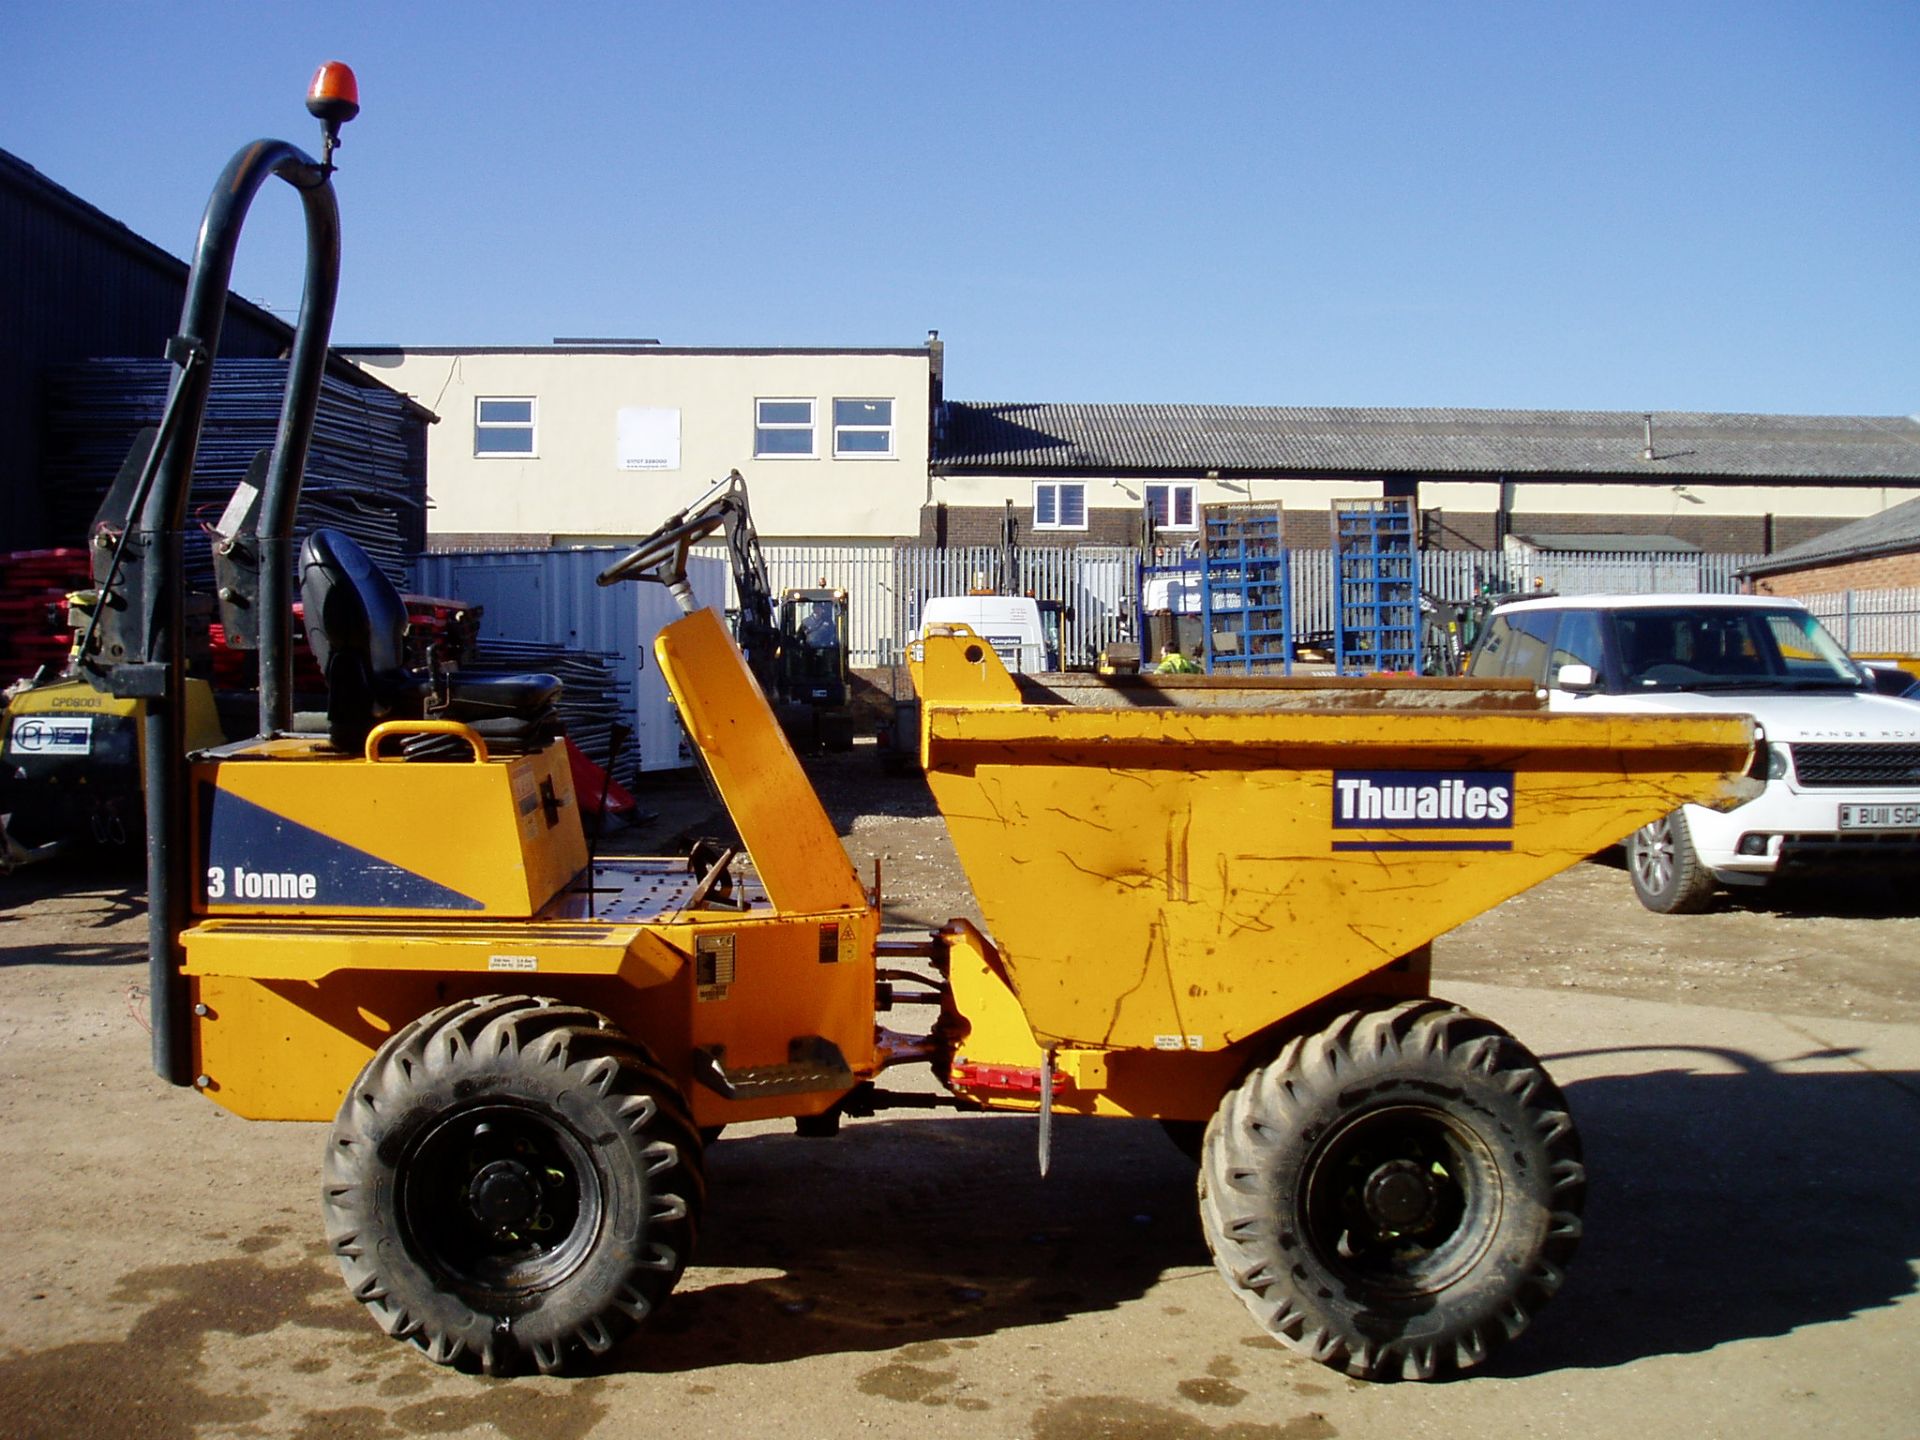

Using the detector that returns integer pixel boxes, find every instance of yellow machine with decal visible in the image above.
[899,634,1754,1380]
[114,69,1760,1387]
[910,641,1754,1096]
[0,673,222,868]
[181,604,881,1133]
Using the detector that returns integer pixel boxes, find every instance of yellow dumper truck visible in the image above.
[103,70,1755,1383]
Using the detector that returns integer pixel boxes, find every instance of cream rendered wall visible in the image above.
[930,474,1387,513]
[1419,480,1920,520]
[346,349,931,540]
[932,472,1920,522]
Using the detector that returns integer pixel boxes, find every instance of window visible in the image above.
[833,398,894,457]
[474,398,535,456]
[1469,610,1557,683]
[1548,610,1607,685]
[1033,481,1087,531]
[1144,482,1197,530]
[755,398,815,457]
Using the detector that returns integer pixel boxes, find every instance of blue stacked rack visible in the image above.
[1331,497,1419,674]
[1201,502,1292,675]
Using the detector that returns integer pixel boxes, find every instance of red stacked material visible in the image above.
[206,618,327,695]
[207,595,480,697]
[0,549,92,685]
[564,735,638,821]
[403,596,481,670]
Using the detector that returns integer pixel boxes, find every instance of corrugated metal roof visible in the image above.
[1741,494,1920,576]
[1514,533,1703,554]
[0,146,436,419]
[934,403,1920,483]
[343,345,930,358]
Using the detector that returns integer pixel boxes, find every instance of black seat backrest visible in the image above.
[299,528,425,749]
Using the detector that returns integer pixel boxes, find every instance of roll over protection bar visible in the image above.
[132,71,354,1084]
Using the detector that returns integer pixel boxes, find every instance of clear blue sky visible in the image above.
[10,1,1916,414]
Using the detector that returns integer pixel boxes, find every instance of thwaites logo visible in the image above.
[1332,770,1515,853]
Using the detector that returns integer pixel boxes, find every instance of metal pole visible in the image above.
[138,138,338,1086]
[258,174,342,736]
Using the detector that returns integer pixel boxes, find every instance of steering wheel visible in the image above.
[597,470,744,588]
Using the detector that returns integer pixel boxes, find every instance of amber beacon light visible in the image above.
[305,61,360,168]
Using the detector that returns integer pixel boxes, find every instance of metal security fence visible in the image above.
[714,541,1138,668]
[425,540,1865,683]
[1799,588,1920,654]
[1291,549,1762,643]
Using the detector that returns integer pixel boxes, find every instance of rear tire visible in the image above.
[1198,999,1584,1381]
[323,995,703,1374]
[1626,809,1718,913]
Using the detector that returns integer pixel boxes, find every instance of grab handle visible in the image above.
[364,720,489,763]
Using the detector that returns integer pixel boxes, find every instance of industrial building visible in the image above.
[7,139,1919,578]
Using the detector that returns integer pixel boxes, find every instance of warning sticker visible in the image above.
[813,920,860,965]
[697,932,737,1001]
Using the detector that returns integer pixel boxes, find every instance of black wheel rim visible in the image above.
[1298,1103,1498,1299]
[399,1102,604,1298]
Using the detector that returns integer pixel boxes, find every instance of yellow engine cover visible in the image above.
[190,735,587,918]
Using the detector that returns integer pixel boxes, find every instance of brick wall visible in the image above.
[1752,550,1920,597]
[426,533,559,552]
[919,504,1141,547]
[925,505,1859,556]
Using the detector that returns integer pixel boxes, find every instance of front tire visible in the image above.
[1626,809,1718,914]
[1198,1000,1584,1381]
[323,995,703,1374]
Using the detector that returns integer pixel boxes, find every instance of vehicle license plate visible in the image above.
[1838,803,1920,830]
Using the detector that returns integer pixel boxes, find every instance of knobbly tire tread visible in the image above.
[323,995,704,1375]
[1197,998,1585,1381]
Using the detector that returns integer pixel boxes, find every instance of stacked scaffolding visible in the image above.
[41,359,426,590]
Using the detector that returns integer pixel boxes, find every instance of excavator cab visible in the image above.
[776,587,850,709]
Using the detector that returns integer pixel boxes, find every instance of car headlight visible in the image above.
[1764,743,1791,781]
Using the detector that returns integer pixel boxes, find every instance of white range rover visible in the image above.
[1468,593,1920,912]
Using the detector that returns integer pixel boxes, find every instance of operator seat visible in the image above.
[298,529,562,753]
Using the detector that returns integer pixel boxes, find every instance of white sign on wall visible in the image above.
[616,407,681,471]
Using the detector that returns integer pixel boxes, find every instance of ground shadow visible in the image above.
[1740,874,1920,919]
[606,1052,1920,1379]
[0,865,146,967]
[1587,846,1920,918]
[609,1113,1210,1374]
[1488,1049,1920,1376]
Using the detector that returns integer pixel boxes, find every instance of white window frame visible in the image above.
[832,397,895,458]
[754,398,817,459]
[1032,481,1087,531]
[474,397,536,458]
[1145,482,1198,531]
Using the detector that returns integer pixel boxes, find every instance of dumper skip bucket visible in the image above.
[912,629,1755,1052]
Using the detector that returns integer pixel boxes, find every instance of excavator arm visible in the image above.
[597,469,779,688]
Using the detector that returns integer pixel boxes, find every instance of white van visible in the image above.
[918,595,1060,674]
